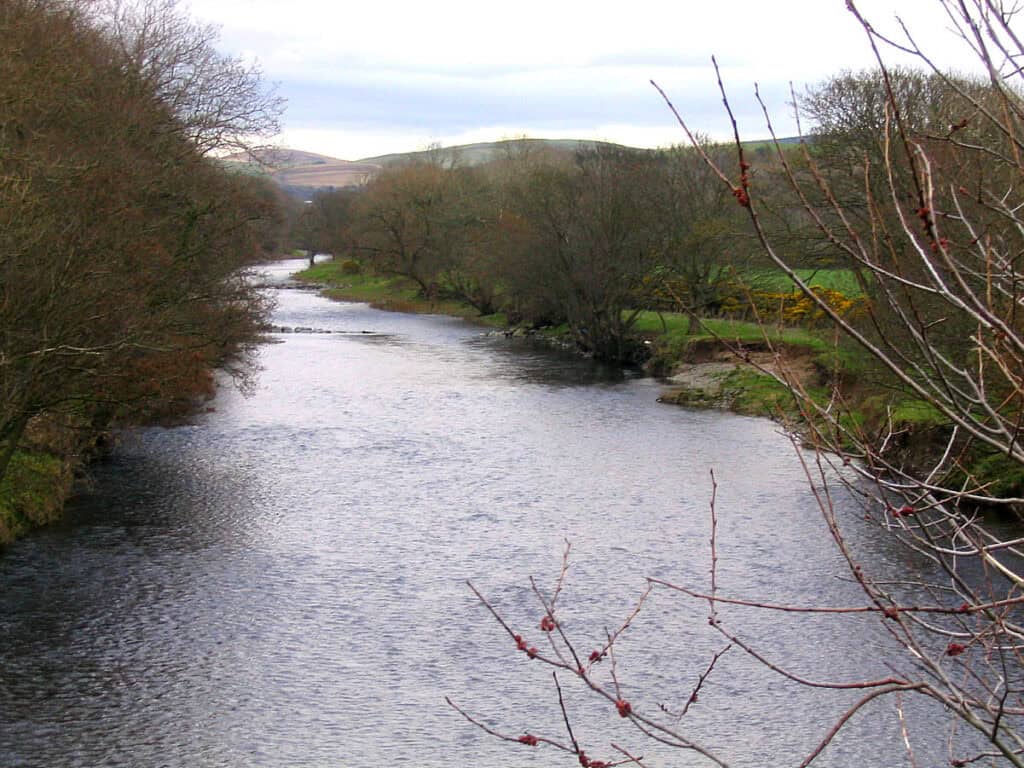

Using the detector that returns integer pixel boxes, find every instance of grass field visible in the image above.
[738,268,865,296]
[631,310,831,350]
[293,263,504,322]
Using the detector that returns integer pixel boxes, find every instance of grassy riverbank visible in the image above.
[294,263,509,326]
[294,259,848,418]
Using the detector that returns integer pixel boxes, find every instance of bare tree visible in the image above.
[645,142,758,330]
[96,0,283,155]
[348,161,463,296]
[504,146,667,362]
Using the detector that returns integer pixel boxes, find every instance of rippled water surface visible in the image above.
[0,259,974,766]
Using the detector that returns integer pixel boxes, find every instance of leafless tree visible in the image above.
[96,0,283,155]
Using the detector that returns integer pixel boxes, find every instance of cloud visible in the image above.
[189,0,986,158]
[588,52,723,69]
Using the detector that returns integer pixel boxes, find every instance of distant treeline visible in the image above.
[293,67,1008,373]
[294,141,759,363]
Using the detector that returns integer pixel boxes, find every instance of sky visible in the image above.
[186,0,983,161]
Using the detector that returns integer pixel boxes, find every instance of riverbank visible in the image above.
[293,262,830,419]
[293,262,508,326]
[0,450,72,544]
[0,379,237,548]
[294,260,1013,501]
[0,414,100,545]
[655,342,819,417]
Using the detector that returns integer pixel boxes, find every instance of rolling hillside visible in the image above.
[224,136,804,197]
[222,148,379,192]
[355,138,628,167]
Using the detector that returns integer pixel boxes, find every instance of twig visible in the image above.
[553,671,581,756]
[896,691,920,768]
[444,696,571,754]
[709,468,720,624]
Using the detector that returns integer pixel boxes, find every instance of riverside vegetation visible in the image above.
[296,260,859,410]
[0,0,285,543]
[296,257,956,479]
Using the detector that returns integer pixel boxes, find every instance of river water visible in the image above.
[0,259,979,766]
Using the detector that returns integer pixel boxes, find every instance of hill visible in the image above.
[225,136,805,198]
[355,138,631,167]
[356,135,805,167]
[222,148,380,194]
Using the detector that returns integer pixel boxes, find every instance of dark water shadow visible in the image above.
[463,334,640,388]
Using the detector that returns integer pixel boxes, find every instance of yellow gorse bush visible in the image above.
[722,286,866,325]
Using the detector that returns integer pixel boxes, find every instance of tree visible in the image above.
[349,162,460,296]
[430,165,504,316]
[645,143,757,330]
[293,191,357,266]
[0,0,281,489]
[504,147,666,363]
[98,0,283,156]
[454,2,1024,766]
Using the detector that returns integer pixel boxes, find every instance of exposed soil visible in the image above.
[659,341,821,409]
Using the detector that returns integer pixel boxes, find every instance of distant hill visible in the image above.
[274,160,379,190]
[223,136,804,198]
[222,148,379,196]
[355,138,630,167]
[224,148,338,168]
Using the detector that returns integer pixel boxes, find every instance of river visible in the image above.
[0,258,979,766]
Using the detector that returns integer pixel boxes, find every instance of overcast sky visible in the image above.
[186,0,981,161]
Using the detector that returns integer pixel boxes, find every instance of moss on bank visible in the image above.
[0,450,73,545]
[656,355,816,419]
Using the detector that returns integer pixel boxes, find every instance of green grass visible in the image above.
[890,399,946,426]
[293,260,364,286]
[632,311,832,350]
[540,322,570,337]
[635,310,866,383]
[630,311,692,336]
[693,317,830,348]
[0,450,69,545]
[294,262,504,322]
[965,450,1024,499]
[694,316,870,379]
[296,263,436,308]
[474,312,509,328]
[738,268,865,297]
[720,368,799,417]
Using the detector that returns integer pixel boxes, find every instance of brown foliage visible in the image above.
[0,0,281,482]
